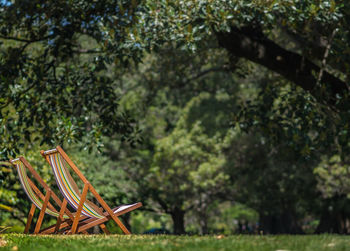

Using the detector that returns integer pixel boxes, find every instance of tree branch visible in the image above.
[0,34,52,43]
[184,66,231,84]
[0,34,32,43]
[216,27,349,110]
[316,28,338,86]
[71,49,104,54]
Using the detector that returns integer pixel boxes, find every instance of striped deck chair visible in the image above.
[41,146,142,234]
[9,157,76,234]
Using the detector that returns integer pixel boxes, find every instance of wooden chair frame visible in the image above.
[9,157,109,234]
[41,146,142,234]
[10,157,75,234]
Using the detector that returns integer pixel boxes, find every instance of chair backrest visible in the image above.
[42,148,104,219]
[10,158,69,219]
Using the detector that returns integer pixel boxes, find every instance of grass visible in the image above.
[0,234,349,251]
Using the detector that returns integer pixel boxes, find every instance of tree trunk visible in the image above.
[121,214,131,233]
[199,215,209,235]
[315,196,350,234]
[259,210,303,234]
[93,225,100,234]
[170,207,186,235]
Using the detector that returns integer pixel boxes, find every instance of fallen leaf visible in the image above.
[0,239,7,247]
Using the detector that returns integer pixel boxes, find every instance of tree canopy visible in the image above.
[0,0,142,157]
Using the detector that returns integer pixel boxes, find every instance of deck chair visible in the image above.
[41,146,142,234]
[9,157,109,235]
[9,157,75,234]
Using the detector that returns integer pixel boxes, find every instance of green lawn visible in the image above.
[0,234,349,251]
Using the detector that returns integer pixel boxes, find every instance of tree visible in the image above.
[148,120,229,234]
[99,42,240,234]
[141,0,350,110]
[0,0,142,159]
[101,39,343,234]
[222,131,321,234]
[313,155,350,233]
[137,0,350,164]
[2,1,350,155]
[106,91,236,234]
[0,1,144,226]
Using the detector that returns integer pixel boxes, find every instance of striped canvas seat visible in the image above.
[47,152,105,219]
[11,158,69,219]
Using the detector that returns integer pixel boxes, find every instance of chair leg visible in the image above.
[99,224,110,234]
[34,190,51,234]
[54,198,68,233]
[89,185,131,234]
[71,183,89,234]
[24,203,36,234]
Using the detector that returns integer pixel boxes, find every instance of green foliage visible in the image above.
[2,0,350,235]
[138,0,350,158]
[186,202,259,235]
[314,155,350,198]
[238,78,334,157]
[140,0,345,51]
[94,41,241,233]
[149,119,229,210]
[0,162,16,212]
[0,0,142,159]
[130,211,172,234]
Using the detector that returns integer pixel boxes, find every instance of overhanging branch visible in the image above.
[0,34,52,43]
[216,27,349,110]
